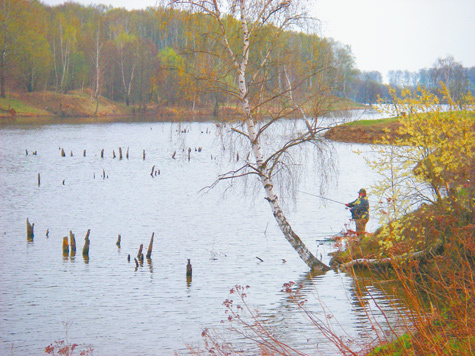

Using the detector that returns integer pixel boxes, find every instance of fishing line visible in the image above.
[297,190,347,206]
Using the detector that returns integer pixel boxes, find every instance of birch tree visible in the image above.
[114,30,137,106]
[83,11,106,115]
[169,0,344,271]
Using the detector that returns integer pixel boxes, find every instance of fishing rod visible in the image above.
[297,190,347,206]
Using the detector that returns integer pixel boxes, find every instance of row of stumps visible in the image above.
[59,147,133,160]
[28,146,207,163]
[27,218,192,281]
[62,229,91,259]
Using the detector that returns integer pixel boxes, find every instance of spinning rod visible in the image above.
[297,190,347,206]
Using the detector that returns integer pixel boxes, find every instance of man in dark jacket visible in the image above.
[346,188,369,237]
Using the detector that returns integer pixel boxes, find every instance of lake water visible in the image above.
[0,111,410,355]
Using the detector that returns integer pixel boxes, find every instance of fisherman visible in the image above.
[346,188,370,237]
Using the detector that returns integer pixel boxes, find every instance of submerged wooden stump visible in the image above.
[137,243,144,264]
[26,218,34,241]
[69,230,76,256]
[82,229,91,258]
[146,233,154,259]
[186,259,192,285]
[62,236,69,256]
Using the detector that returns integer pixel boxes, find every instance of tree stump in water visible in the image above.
[26,218,34,241]
[186,259,192,277]
[69,230,76,256]
[137,244,144,264]
[63,236,69,256]
[82,229,91,258]
[146,233,154,259]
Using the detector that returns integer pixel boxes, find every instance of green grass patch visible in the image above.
[368,333,413,356]
[0,97,47,115]
[345,117,400,127]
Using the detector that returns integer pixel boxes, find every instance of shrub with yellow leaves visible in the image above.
[368,83,475,252]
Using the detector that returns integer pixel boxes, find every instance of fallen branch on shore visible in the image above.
[340,242,444,269]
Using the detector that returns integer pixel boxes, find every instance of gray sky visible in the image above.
[41,0,475,81]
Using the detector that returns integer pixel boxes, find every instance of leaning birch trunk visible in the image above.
[236,6,328,271]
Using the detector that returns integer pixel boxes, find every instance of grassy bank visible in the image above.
[324,116,402,143]
[0,90,366,124]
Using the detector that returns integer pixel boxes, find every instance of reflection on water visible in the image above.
[0,113,409,355]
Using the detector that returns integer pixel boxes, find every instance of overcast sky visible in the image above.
[41,0,475,81]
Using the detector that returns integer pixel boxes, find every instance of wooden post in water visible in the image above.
[101,149,104,158]
[26,218,34,241]
[61,148,65,157]
[37,173,40,187]
[186,259,192,285]
[126,147,129,159]
[83,150,86,157]
[82,229,90,258]
[137,244,144,264]
[143,149,145,160]
[69,230,76,256]
[119,147,123,160]
[116,234,121,248]
[62,236,69,256]
[146,233,154,259]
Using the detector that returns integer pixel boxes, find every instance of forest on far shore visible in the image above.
[1,0,474,112]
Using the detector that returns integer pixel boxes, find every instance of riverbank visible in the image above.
[0,89,243,122]
[326,111,475,355]
[324,116,402,143]
[0,90,366,124]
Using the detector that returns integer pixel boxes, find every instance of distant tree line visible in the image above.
[0,0,360,110]
[2,1,472,108]
[349,55,475,105]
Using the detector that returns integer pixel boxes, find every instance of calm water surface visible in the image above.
[0,112,409,355]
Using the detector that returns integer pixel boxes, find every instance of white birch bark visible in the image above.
[172,0,331,271]
[235,0,328,271]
